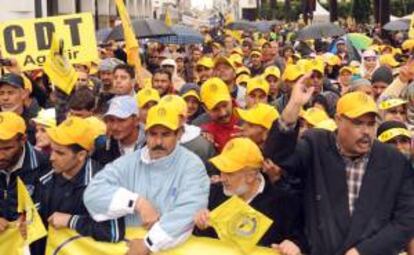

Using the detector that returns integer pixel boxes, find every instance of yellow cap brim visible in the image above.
[47,128,76,147]
[182,91,200,101]
[145,121,179,131]
[205,95,231,110]
[0,129,20,140]
[210,155,244,173]
[342,107,379,119]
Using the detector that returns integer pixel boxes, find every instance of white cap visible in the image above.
[104,96,138,119]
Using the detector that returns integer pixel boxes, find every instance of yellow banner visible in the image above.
[0,13,98,71]
[46,227,277,255]
[0,225,25,255]
[410,12,414,39]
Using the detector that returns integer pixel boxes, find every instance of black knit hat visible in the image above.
[371,66,394,85]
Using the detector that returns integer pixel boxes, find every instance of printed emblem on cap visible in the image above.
[210,83,218,92]
[157,107,167,116]
[226,141,235,151]
[357,93,369,103]
[164,95,173,102]
[0,116,3,124]
[144,89,152,96]
[64,119,73,127]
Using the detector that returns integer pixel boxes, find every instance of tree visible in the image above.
[329,0,338,22]
[352,0,371,23]
[373,0,390,26]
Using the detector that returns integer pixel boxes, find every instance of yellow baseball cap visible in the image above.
[0,112,26,140]
[210,138,264,173]
[200,77,231,110]
[308,59,325,74]
[323,53,341,66]
[145,104,180,131]
[250,50,262,58]
[301,107,330,127]
[85,116,107,139]
[32,108,56,128]
[315,119,337,132]
[379,98,407,110]
[214,56,236,71]
[246,76,270,95]
[231,47,243,56]
[182,90,200,101]
[339,66,355,75]
[263,66,281,79]
[159,94,188,117]
[196,57,214,69]
[46,116,96,151]
[236,74,251,86]
[236,66,251,76]
[236,103,279,130]
[229,54,243,67]
[282,64,305,82]
[136,87,160,108]
[379,54,400,68]
[402,39,414,51]
[336,91,379,118]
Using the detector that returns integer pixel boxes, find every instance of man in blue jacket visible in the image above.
[84,104,210,255]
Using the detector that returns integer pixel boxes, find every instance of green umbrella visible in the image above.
[346,33,373,50]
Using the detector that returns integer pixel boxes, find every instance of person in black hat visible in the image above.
[377,121,412,161]
[371,66,394,101]
[0,73,38,144]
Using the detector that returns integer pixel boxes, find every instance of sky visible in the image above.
[191,0,213,10]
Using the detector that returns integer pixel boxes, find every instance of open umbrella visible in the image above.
[297,23,346,40]
[96,28,112,43]
[253,20,281,32]
[226,20,256,32]
[155,25,204,45]
[106,19,175,41]
[383,19,410,31]
[346,33,373,50]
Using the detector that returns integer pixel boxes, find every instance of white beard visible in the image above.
[223,183,249,197]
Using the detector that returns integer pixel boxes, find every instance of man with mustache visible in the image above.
[0,112,49,234]
[84,104,210,255]
[264,74,414,255]
[199,77,240,152]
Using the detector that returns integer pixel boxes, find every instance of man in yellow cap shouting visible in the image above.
[29,116,124,254]
[193,138,306,255]
[84,104,210,255]
[264,74,414,255]
[0,112,49,235]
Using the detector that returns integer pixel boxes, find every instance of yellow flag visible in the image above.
[17,177,47,244]
[165,9,172,27]
[409,12,414,39]
[209,196,273,254]
[0,225,25,255]
[46,227,277,255]
[115,0,141,69]
[43,34,78,95]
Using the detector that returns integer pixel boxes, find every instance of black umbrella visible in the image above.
[155,25,204,45]
[95,28,112,43]
[297,23,346,40]
[383,19,410,31]
[253,20,282,32]
[226,20,256,32]
[106,19,175,41]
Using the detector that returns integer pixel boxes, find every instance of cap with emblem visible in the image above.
[136,88,160,108]
[263,66,281,79]
[282,64,305,82]
[214,56,236,71]
[159,95,188,117]
[246,76,270,95]
[196,57,214,69]
[236,103,279,130]
[46,116,96,151]
[336,91,379,118]
[0,73,25,89]
[200,77,231,110]
[105,96,138,119]
[379,98,407,110]
[0,112,26,140]
[145,104,180,131]
[377,121,411,143]
[210,138,264,173]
